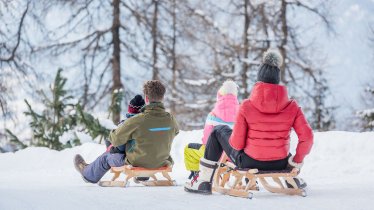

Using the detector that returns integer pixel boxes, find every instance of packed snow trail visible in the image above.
[1,131,374,210]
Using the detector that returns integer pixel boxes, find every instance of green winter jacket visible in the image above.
[109,102,179,168]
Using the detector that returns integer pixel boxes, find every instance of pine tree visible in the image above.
[310,71,336,131]
[109,88,124,124]
[24,69,77,150]
[18,68,114,150]
[6,68,114,151]
[356,86,374,131]
[76,104,111,141]
[4,129,27,150]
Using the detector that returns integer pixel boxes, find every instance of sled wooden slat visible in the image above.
[141,180,176,186]
[213,154,306,198]
[98,181,127,187]
[98,165,176,188]
[213,186,253,199]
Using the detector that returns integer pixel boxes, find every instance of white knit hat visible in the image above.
[218,80,238,96]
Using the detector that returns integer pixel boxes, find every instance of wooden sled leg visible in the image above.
[111,171,121,181]
[150,174,158,181]
[213,168,253,199]
[259,177,306,197]
[231,173,244,190]
[221,172,231,187]
[272,177,285,189]
[161,171,172,181]
[98,169,127,187]
[244,177,259,191]
[136,171,176,186]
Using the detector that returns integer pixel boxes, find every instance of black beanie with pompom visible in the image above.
[257,49,283,84]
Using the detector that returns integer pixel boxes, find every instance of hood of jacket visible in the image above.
[249,82,291,113]
[212,93,239,122]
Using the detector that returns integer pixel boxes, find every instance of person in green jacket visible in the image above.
[74,80,179,183]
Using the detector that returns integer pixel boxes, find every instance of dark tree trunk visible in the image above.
[152,0,159,80]
[279,0,288,84]
[241,0,250,99]
[171,0,177,115]
[111,0,123,124]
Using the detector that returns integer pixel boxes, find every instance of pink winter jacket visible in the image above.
[201,94,239,145]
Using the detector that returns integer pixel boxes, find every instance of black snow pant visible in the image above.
[204,125,289,170]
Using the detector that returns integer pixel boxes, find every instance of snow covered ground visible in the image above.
[0,130,374,210]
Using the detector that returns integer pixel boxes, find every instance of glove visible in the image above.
[288,155,304,170]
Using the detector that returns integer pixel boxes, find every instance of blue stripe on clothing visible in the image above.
[206,114,234,126]
[149,127,171,131]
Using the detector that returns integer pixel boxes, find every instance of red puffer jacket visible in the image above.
[229,82,313,163]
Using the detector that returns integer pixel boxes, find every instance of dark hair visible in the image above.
[143,80,166,102]
[257,64,280,84]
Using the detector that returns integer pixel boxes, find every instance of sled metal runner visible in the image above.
[98,165,176,187]
[213,154,307,199]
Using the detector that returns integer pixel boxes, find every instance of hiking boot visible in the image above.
[285,177,307,189]
[184,158,218,195]
[74,154,91,183]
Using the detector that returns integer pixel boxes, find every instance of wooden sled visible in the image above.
[213,154,307,199]
[98,165,176,187]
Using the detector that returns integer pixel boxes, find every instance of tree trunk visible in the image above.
[279,0,288,84]
[241,0,250,99]
[171,0,177,115]
[152,0,159,80]
[111,0,123,124]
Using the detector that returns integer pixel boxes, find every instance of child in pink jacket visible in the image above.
[184,81,239,179]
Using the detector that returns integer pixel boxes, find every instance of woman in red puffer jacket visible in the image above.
[185,49,314,195]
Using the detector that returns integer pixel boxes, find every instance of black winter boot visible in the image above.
[285,177,307,189]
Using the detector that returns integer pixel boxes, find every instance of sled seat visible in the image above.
[98,165,176,187]
[213,154,306,199]
[237,168,293,174]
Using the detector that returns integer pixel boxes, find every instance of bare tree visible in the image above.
[111,0,123,123]
[31,0,152,123]
[0,1,30,115]
[1,0,337,131]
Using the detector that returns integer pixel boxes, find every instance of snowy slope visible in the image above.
[0,130,374,210]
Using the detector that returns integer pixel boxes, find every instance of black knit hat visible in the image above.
[257,49,283,84]
[128,95,145,114]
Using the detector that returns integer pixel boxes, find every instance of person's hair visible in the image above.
[257,64,280,84]
[143,80,166,102]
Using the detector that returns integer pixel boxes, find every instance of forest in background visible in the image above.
[0,0,373,152]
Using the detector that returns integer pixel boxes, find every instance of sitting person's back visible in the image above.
[230,51,313,165]
[74,80,179,183]
[184,80,239,178]
[110,101,178,168]
[231,82,312,163]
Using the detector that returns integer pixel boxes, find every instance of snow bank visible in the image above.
[0,130,374,210]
